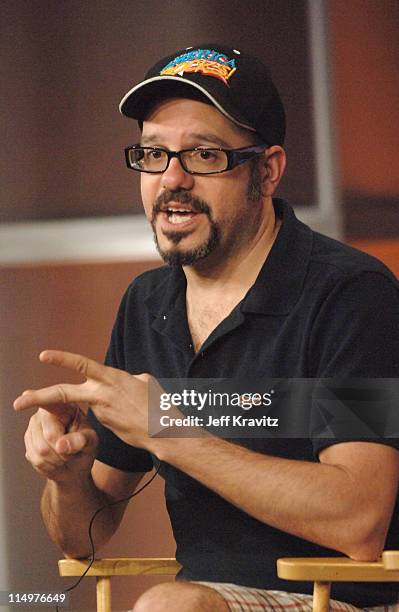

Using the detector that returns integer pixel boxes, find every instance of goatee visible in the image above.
[151,189,220,266]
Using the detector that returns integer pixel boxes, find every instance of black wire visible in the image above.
[55,459,161,611]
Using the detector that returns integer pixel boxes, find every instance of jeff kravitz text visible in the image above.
[159,414,279,428]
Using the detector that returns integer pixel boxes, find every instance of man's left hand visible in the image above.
[14,350,155,449]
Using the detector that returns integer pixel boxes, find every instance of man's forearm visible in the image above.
[150,435,397,560]
[41,476,120,558]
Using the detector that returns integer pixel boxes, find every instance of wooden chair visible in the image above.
[277,551,399,612]
[59,553,399,612]
[58,557,181,612]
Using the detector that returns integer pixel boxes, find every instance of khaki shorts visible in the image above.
[195,581,399,612]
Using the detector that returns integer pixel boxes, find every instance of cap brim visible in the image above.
[119,76,255,133]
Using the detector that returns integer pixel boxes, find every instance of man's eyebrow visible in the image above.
[188,133,233,148]
[140,133,233,148]
[140,135,161,146]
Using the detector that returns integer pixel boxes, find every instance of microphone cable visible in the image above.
[55,458,162,611]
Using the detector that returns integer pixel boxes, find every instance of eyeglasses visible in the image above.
[124,144,269,175]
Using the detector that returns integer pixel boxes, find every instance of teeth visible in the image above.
[167,207,191,213]
[169,213,194,225]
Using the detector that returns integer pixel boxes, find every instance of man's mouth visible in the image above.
[152,191,212,232]
[158,204,201,227]
[165,207,196,225]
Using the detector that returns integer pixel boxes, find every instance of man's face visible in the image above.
[140,97,265,267]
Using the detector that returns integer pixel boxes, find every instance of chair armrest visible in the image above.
[277,556,399,582]
[58,557,181,577]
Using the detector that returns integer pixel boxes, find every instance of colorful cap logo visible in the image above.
[160,48,237,86]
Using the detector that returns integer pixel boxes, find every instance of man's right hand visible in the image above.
[24,404,98,483]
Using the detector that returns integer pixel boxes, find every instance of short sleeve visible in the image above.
[309,271,399,457]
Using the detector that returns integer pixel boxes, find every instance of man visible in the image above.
[15,45,399,611]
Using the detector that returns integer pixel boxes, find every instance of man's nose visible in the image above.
[161,156,194,192]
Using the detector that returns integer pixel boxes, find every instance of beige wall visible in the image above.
[1,261,174,610]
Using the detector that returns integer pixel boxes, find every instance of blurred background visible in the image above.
[1,0,398,610]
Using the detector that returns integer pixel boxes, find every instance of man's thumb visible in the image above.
[56,429,98,456]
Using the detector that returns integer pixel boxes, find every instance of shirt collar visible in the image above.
[241,199,313,315]
[145,265,186,319]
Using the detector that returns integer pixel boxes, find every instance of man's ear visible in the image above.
[261,146,287,196]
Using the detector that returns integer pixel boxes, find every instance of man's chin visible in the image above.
[153,222,220,267]
[157,245,210,267]
[155,233,219,267]
[159,228,194,246]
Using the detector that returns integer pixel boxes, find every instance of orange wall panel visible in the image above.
[348,239,399,278]
[330,0,399,197]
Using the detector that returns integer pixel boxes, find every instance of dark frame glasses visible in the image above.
[124,144,269,175]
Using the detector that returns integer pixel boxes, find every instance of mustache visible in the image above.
[152,189,211,221]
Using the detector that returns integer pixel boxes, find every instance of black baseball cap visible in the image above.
[119,43,286,146]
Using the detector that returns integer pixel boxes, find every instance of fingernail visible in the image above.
[13,397,25,410]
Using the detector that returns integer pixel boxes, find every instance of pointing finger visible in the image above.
[14,383,93,412]
[39,350,109,382]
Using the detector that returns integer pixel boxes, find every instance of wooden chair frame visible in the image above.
[58,557,180,612]
[59,552,399,611]
[277,551,399,612]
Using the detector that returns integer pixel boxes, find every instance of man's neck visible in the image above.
[184,201,281,303]
[184,200,281,351]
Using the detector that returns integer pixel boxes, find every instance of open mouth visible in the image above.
[161,206,200,226]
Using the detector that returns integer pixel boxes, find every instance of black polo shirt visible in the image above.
[90,199,399,606]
